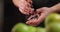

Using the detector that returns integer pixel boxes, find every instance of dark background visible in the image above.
[4,0,60,32]
[4,0,27,32]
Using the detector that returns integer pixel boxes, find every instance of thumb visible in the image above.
[36,8,43,13]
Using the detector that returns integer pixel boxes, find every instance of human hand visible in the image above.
[26,18,40,26]
[36,7,53,21]
[18,0,34,15]
[26,7,53,26]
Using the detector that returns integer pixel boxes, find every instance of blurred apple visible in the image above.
[28,26,36,32]
[45,13,60,26]
[37,27,46,32]
[46,22,60,32]
[11,23,37,32]
[45,13,60,32]
[11,23,29,32]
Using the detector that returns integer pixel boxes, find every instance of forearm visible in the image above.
[50,3,60,12]
[37,3,60,22]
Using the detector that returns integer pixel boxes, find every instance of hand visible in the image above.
[26,7,52,26]
[36,7,52,23]
[18,0,34,15]
[26,18,40,26]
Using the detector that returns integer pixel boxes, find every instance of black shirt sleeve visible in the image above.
[32,0,60,9]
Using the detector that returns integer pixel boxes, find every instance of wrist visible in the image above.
[50,7,58,12]
[50,3,60,12]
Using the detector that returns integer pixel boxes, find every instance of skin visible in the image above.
[13,0,60,26]
[26,3,60,26]
[12,0,34,15]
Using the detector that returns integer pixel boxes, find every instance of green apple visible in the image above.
[45,13,60,26]
[11,23,37,32]
[28,26,36,32]
[37,27,46,32]
[45,13,60,32]
[46,22,60,32]
[11,23,29,32]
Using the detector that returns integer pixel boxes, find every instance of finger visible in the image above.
[19,6,31,15]
[26,21,37,26]
[26,0,32,5]
[19,8,26,14]
[24,7,34,14]
[26,2,32,7]
[27,15,36,20]
[19,4,30,14]
[26,0,32,3]
[29,8,34,14]
[19,0,32,7]
[27,15,33,20]
[19,0,33,12]
[19,0,30,7]
[22,7,31,14]
[26,19,38,26]
[24,1,32,7]
[26,21,31,25]
[26,19,33,24]
[29,22,38,26]
[36,8,43,13]
[18,0,32,15]
[19,7,29,15]
[26,21,36,26]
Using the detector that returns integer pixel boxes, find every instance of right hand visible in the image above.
[18,0,34,15]
[26,7,52,26]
